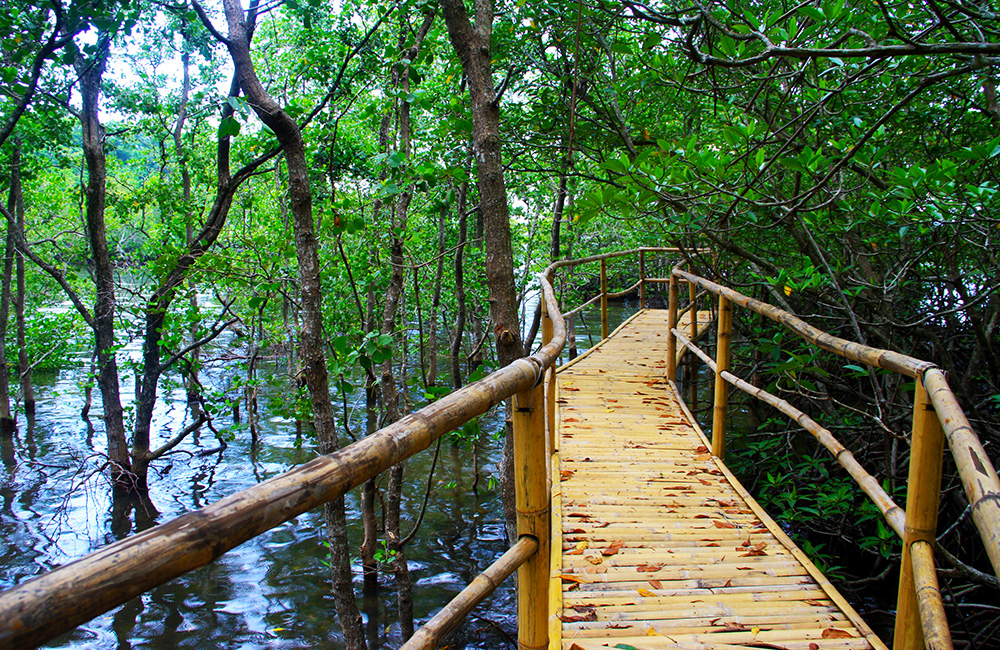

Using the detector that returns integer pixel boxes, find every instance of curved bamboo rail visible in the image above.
[668,264,1000,650]
[0,273,572,649]
[0,247,681,650]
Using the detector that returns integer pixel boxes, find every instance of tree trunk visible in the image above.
[427,203,446,387]
[1,144,20,434]
[175,43,201,411]
[441,0,524,541]
[450,175,470,389]
[219,1,365,645]
[11,139,32,415]
[77,43,130,487]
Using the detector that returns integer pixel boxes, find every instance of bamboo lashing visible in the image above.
[400,536,537,650]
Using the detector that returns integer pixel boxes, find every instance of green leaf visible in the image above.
[217,116,241,140]
[799,5,825,22]
[610,42,632,56]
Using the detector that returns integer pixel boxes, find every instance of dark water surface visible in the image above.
[0,297,634,650]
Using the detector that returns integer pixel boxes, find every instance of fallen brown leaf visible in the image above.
[822,628,853,639]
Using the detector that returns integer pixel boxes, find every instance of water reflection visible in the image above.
[0,298,640,649]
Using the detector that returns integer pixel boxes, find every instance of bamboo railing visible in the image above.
[0,247,681,650]
[668,266,1000,650]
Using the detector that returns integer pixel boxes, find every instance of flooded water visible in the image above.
[0,294,638,650]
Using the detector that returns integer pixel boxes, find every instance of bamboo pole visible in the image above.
[895,377,946,650]
[910,540,954,650]
[542,296,555,452]
[711,294,732,459]
[513,382,549,650]
[688,280,698,409]
[639,249,646,310]
[400,537,537,650]
[600,258,608,340]
[667,273,678,380]
[922,368,1000,580]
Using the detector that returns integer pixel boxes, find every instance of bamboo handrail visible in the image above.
[922,368,1000,578]
[669,263,1000,650]
[673,269,935,378]
[400,536,537,650]
[0,270,572,650]
[673,329,906,536]
[671,266,1000,581]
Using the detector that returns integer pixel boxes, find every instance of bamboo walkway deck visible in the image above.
[549,310,886,650]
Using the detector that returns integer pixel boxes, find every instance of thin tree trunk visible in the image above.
[219,1,365,645]
[1,144,20,434]
[440,0,524,541]
[175,42,201,411]
[77,43,130,487]
[427,203,447,387]
[12,139,32,415]
[450,175,470,389]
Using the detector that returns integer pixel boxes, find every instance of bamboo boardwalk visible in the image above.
[549,310,886,650]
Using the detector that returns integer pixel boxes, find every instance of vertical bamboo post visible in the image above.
[689,280,698,409]
[667,273,678,381]
[894,376,946,650]
[541,297,556,452]
[639,250,646,310]
[600,258,608,339]
[513,383,549,650]
[712,294,732,458]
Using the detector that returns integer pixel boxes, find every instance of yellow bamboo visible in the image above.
[600,258,609,340]
[910,540,953,650]
[672,329,907,535]
[712,294,732,458]
[542,297,556,451]
[922,368,1000,580]
[549,450,564,650]
[514,382,549,650]
[895,377,946,650]
[639,249,646,310]
[400,536,537,650]
[667,274,678,380]
[688,280,698,409]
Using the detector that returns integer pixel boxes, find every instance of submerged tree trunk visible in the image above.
[218,0,365,645]
[450,174,471,389]
[77,43,130,487]
[12,139,32,415]
[1,144,20,434]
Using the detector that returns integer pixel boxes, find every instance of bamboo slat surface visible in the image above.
[551,310,886,650]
